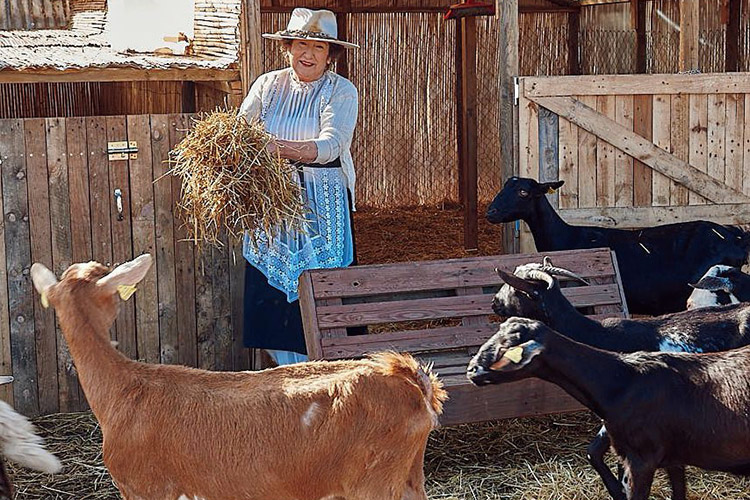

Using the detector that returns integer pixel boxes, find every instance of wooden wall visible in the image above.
[517,72,750,252]
[0,114,248,416]
[0,0,69,30]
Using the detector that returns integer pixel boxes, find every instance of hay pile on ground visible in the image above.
[169,110,305,248]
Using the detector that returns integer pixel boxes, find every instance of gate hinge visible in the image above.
[513,77,519,106]
[107,141,138,161]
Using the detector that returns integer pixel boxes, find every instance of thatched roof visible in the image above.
[0,0,241,76]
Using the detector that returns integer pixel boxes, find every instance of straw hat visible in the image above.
[262,8,359,49]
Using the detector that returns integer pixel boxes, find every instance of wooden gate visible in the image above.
[517,73,750,252]
[0,114,248,416]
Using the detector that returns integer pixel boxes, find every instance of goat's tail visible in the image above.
[0,401,61,474]
[369,352,448,420]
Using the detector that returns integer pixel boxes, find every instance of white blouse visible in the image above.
[238,67,359,206]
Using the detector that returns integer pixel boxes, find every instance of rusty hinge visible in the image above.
[107,141,138,161]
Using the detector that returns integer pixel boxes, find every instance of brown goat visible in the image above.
[31,255,446,500]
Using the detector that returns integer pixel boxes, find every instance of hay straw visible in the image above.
[9,410,750,499]
[169,109,306,248]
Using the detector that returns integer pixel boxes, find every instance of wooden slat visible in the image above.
[560,203,750,227]
[633,95,652,206]
[213,238,233,371]
[0,68,241,84]
[524,73,750,97]
[578,95,598,208]
[596,95,616,207]
[458,287,488,327]
[230,241,248,371]
[150,115,178,365]
[195,250,215,370]
[518,85,538,253]
[615,95,634,207]
[538,107,559,208]
[726,94,744,194]
[24,118,57,414]
[169,115,197,368]
[0,121,12,405]
[651,94,671,206]
[1,119,39,415]
[531,95,750,203]
[106,116,136,360]
[499,0,519,255]
[46,117,79,412]
[307,248,616,299]
[707,94,727,187]
[679,0,700,73]
[127,114,159,364]
[316,284,621,329]
[670,94,690,205]
[300,270,323,359]
[688,94,708,205]
[558,117,578,209]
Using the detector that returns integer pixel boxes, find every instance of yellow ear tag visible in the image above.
[117,285,137,301]
[40,292,49,309]
[503,346,524,364]
[547,187,556,194]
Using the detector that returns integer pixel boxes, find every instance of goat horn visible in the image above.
[495,267,539,295]
[524,269,556,290]
[689,275,734,292]
[539,260,590,286]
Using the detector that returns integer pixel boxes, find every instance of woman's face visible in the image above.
[288,39,330,82]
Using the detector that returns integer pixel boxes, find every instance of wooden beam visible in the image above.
[633,0,647,73]
[524,73,750,97]
[499,0,520,254]
[567,9,580,75]
[0,68,241,84]
[531,95,750,203]
[561,203,750,228]
[456,20,464,206]
[239,0,263,97]
[460,16,478,252]
[181,81,196,113]
[336,1,351,80]
[726,0,740,72]
[679,0,700,72]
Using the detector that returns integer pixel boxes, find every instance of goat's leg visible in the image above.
[666,466,687,500]
[587,425,626,500]
[400,441,429,500]
[622,461,656,500]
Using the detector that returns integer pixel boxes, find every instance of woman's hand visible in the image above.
[268,139,319,163]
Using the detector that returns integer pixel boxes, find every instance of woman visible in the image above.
[238,8,359,366]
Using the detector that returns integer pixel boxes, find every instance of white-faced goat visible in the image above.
[687,264,750,309]
[486,176,750,315]
[468,317,750,500]
[492,259,750,500]
[0,376,61,500]
[30,255,447,500]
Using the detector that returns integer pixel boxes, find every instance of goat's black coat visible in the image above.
[468,318,750,500]
[486,177,750,315]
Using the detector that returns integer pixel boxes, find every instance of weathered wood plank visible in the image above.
[726,94,744,195]
[560,203,750,228]
[0,123,12,405]
[195,249,215,370]
[1,119,39,415]
[670,94,690,205]
[707,94,727,186]
[524,73,750,97]
[651,94,671,206]
[0,68,241,85]
[577,95,598,208]
[500,0,519,255]
[679,0,700,73]
[300,271,323,359]
[633,95,652,206]
[24,119,57,414]
[596,95,616,207]
[150,115,178,365]
[558,117,578,209]
[230,241,248,370]
[46,117,79,412]
[106,116,136,360]
[127,115,159,364]
[308,248,616,299]
[213,237,233,371]
[688,94,708,205]
[531,95,750,203]
[538,107,559,208]
[169,114,197,368]
[518,89,538,253]
[615,95,634,207]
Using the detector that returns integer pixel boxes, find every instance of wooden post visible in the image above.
[499,0,519,254]
[239,0,263,97]
[726,0,740,72]
[336,1,351,79]
[679,0,700,72]
[181,82,196,113]
[632,0,647,73]
[567,9,580,75]
[456,20,465,205]
[460,16,478,252]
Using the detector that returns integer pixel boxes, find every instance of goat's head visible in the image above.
[687,265,743,310]
[492,257,588,322]
[467,317,549,386]
[30,255,153,336]
[486,176,564,224]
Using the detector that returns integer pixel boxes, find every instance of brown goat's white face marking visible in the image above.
[301,401,322,428]
[177,495,206,500]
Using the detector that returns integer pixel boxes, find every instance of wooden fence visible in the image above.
[517,72,750,252]
[0,114,248,416]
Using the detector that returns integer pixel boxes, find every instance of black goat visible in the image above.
[687,265,750,309]
[468,317,750,500]
[492,260,750,499]
[486,177,750,315]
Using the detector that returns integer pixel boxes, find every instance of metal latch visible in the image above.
[107,141,138,161]
[513,77,519,106]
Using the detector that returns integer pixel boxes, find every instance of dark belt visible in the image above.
[294,158,342,169]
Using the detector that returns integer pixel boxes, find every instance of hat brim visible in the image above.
[262,33,359,49]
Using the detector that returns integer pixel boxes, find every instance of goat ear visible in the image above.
[97,254,153,294]
[489,340,543,372]
[30,263,58,300]
[690,276,733,292]
[538,180,564,195]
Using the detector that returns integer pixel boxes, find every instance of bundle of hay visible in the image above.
[169,110,306,248]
